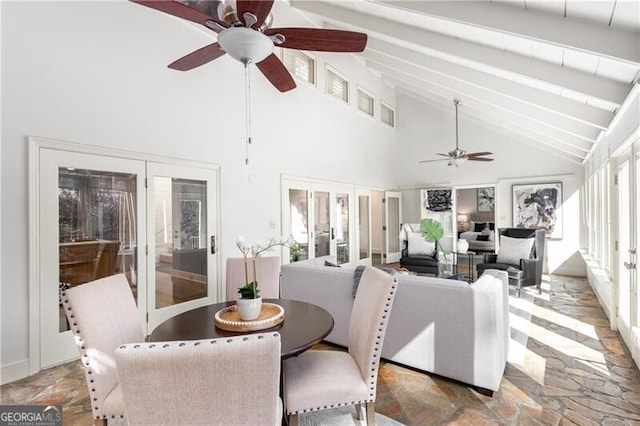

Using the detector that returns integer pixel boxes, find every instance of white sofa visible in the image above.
[280,257,510,394]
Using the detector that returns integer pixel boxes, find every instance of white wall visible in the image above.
[1,1,396,373]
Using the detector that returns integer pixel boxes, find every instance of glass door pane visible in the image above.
[336,193,350,264]
[384,191,402,263]
[58,168,138,332]
[289,189,309,261]
[153,177,208,309]
[314,191,331,257]
[359,195,370,261]
[147,162,218,331]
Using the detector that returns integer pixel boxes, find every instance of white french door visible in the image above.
[38,149,147,367]
[615,145,639,361]
[383,191,402,264]
[281,178,355,266]
[35,144,219,368]
[146,162,219,331]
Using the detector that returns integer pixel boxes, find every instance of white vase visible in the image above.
[237,296,262,321]
[457,239,469,254]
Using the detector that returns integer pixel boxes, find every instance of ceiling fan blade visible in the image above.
[466,151,493,157]
[256,54,296,92]
[264,28,367,52]
[130,0,228,29]
[168,42,226,71]
[467,157,494,162]
[237,0,274,28]
[436,153,451,157]
[419,158,449,163]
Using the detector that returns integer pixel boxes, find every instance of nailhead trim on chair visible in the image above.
[61,293,127,420]
[288,279,398,415]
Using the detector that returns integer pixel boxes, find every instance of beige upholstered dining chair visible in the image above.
[283,267,398,426]
[115,333,282,426]
[61,273,143,426]
[225,256,281,300]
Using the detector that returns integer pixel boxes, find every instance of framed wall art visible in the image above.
[476,187,495,212]
[512,182,562,239]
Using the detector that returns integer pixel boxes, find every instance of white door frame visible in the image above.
[28,137,220,374]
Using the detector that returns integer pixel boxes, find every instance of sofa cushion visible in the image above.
[407,232,435,256]
[496,236,534,265]
[400,255,438,267]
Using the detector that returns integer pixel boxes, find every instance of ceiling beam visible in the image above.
[291,1,628,108]
[364,38,613,130]
[370,61,600,144]
[373,0,640,64]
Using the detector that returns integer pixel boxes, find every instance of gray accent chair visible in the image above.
[282,267,398,425]
[61,274,144,425]
[115,333,282,426]
[476,228,545,297]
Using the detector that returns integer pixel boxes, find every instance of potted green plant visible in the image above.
[235,235,294,320]
[419,218,452,276]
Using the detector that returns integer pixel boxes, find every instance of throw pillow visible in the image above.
[476,235,490,241]
[497,236,534,266]
[474,222,485,232]
[407,232,436,256]
[324,260,340,267]
[488,222,495,230]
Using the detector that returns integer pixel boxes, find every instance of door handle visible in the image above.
[629,248,637,255]
[624,261,636,270]
[210,235,216,254]
[331,227,335,240]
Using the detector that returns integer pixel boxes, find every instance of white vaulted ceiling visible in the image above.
[289,0,640,164]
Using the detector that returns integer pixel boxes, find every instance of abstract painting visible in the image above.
[512,182,562,239]
[477,187,495,212]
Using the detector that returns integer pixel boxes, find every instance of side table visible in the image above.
[453,251,476,282]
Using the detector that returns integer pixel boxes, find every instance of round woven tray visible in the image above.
[214,303,284,332]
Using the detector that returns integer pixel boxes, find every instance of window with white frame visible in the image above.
[283,50,316,85]
[381,102,395,127]
[357,87,374,116]
[325,66,349,103]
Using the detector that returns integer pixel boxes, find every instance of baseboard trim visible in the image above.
[1,359,30,385]
[580,251,614,326]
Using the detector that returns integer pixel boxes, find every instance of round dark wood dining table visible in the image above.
[147,299,334,359]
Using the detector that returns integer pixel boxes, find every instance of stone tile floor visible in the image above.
[2,274,640,425]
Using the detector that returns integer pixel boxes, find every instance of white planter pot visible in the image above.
[237,296,262,321]
[457,239,469,254]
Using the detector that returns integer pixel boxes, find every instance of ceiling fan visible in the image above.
[130,0,368,92]
[419,99,494,167]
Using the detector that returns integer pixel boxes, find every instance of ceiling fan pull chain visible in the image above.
[244,61,252,165]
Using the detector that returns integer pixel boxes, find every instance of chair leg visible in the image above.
[95,419,107,426]
[366,402,375,425]
[355,403,365,420]
[287,414,299,426]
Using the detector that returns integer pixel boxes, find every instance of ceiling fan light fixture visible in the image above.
[217,27,274,64]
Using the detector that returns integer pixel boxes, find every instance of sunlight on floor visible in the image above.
[532,303,599,340]
[520,319,610,377]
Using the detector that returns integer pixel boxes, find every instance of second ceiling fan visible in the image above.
[131,0,368,92]
[420,99,494,167]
